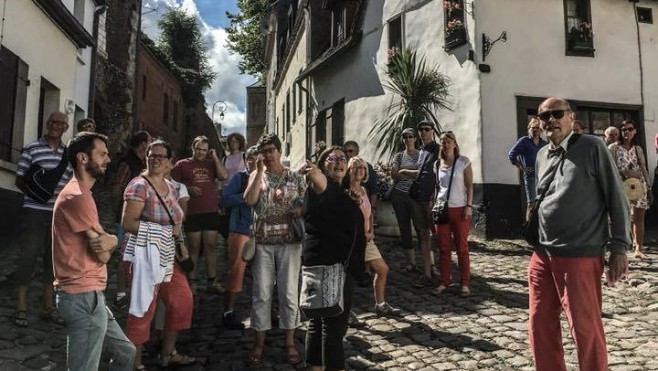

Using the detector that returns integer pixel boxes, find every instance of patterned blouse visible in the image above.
[610,144,649,209]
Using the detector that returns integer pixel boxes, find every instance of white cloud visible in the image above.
[140,0,257,136]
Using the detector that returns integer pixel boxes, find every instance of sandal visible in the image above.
[460,286,471,297]
[284,345,301,365]
[160,349,195,367]
[41,307,65,325]
[13,310,28,327]
[432,285,447,295]
[247,345,264,366]
[402,264,417,273]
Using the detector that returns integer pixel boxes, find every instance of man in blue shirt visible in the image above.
[508,117,546,221]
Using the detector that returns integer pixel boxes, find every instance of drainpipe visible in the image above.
[133,0,143,134]
[87,4,107,117]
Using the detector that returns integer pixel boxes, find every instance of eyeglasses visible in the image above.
[621,127,635,132]
[326,155,348,163]
[538,109,570,122]
[418,127,432,132]
[344,149,356,153]
[403,135,416,139]
[259,146,277,154]
[147,153,169,160]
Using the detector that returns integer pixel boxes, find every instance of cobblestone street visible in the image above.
[0,235,657,370]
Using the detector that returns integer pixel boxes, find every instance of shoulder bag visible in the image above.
[299,224,358,319]
[409,147,436,201]
[23,148,69,203]
[432,156,458,224]
[242,210,257,262]
[521,134,580,246]
[141,176,195,273]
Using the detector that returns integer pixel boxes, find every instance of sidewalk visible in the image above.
[0,235,656,370]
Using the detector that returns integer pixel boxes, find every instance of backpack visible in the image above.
[23,148,69,203]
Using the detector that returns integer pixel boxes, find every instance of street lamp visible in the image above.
[211,100,228,137]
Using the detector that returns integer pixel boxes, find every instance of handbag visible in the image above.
[242,211,257,262]
[623,178,645,202]
[23,148,68,203]
[432,155,458,224]
[141,176,195,273]
[521,134,580,246]
[299,224,358,319]
[291,217,305,241]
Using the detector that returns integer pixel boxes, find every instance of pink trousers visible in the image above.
[434,207,470,287]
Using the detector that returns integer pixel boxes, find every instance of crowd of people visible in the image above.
[8,97,647,370]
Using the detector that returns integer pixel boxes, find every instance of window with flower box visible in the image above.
[444,0,466,50]
[564,0,594,56]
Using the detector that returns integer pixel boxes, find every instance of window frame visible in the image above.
[563,0,595,57]
[387,14,404,51]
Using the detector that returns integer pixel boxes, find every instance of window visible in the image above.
[332,6,347,47]
[163,93,169,127]
[388,15,403,51]
[292,84,297,123]
[637,7,653,24]
[297,82,304,113]
[142,75,147,101]
[444,0,466,50]
[0,46,28,163]
[330,100,345,145]
[73,0,85,25]
[564,0,594,56]
[286,91,291,132]
[574,109,637,137]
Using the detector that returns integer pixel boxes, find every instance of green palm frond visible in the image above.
[369,48,451,160]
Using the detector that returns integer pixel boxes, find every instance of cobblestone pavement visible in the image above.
[0,234,657,370]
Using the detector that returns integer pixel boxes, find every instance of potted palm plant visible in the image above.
[369,47,451,160]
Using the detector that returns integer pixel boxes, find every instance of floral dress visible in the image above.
[612,145,649,209]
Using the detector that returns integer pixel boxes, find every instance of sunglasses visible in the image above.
[403,135,416,139]
[418,127,432,132]
[538,109,570,122]
[621,127,635,132]
[326,155,348,163]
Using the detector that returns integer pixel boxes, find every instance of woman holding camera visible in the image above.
[432,131,473,297]
[122,139,195,369]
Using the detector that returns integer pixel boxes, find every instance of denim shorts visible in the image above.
[523,172,536,203]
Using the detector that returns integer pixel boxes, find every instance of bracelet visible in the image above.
[465,204,473,208]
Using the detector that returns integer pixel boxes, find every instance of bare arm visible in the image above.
[210,149,228,181]
[178,197,189,220]
[121,199,145,235]
[303,160,327,194]
[86,224,117,264]
[244,158,264,206]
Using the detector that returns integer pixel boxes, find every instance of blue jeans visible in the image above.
[523,171,537,202]
[57,291,135,371]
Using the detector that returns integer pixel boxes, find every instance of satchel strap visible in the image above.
[141,175,175,226]
[529,134,581,217]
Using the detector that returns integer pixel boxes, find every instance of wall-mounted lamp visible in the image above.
[482,31,507,62]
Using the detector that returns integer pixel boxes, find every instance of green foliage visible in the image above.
[155,7,216,106]
[369,48,451,159]
[226,0,271,78]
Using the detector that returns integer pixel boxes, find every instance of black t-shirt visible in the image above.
[302,179,366,279]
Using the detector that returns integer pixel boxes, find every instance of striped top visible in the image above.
[16,137,73,211]
[122,221,175,282]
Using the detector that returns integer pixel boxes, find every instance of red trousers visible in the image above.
[527,252,607,371]
[124,263,193,345]
[434,207,470,287]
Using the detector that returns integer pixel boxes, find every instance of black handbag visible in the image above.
[141,176,195,273]
[433,155,458,224]
[521,134,580,246]
[23,148,68,203]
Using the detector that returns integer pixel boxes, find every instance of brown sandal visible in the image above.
[248,345,264,366]
[284,345,301,365]
[160,349,195,367]
[13,310,28,327]
[41,307,65,325]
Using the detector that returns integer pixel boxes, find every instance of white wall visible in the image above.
[637,1,658,179]
[478,0,648,184]
[0,1,81,190]
[311,0,484,182]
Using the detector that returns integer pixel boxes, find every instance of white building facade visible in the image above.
[0,0,101,237]
[265,0,658,238]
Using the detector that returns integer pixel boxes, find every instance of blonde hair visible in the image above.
[439,131,460,161]
[527,117,540,130]
[347,156,369,182]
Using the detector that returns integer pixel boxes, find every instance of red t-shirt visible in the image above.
[171,158,219,215]
[53,178,106,293]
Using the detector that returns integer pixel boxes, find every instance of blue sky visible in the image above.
[141,0,256,135]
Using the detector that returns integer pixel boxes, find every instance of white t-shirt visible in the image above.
[434,156,471,207]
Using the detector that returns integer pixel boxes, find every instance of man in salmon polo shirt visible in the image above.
[53,132,135,371]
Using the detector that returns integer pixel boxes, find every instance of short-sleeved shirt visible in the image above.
[123,177,184,226]
[254,168,307,245]
[53,178,106,294]
[16,137,73,211]
[392,150,420,192]
[171,158,219,215]
[222,152,246,186]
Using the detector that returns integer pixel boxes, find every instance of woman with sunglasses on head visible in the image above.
[390,127,421,271]
[432,131,474,297]
[121,139,195,370]
[301,146,366,371]
[608,120,653,259]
